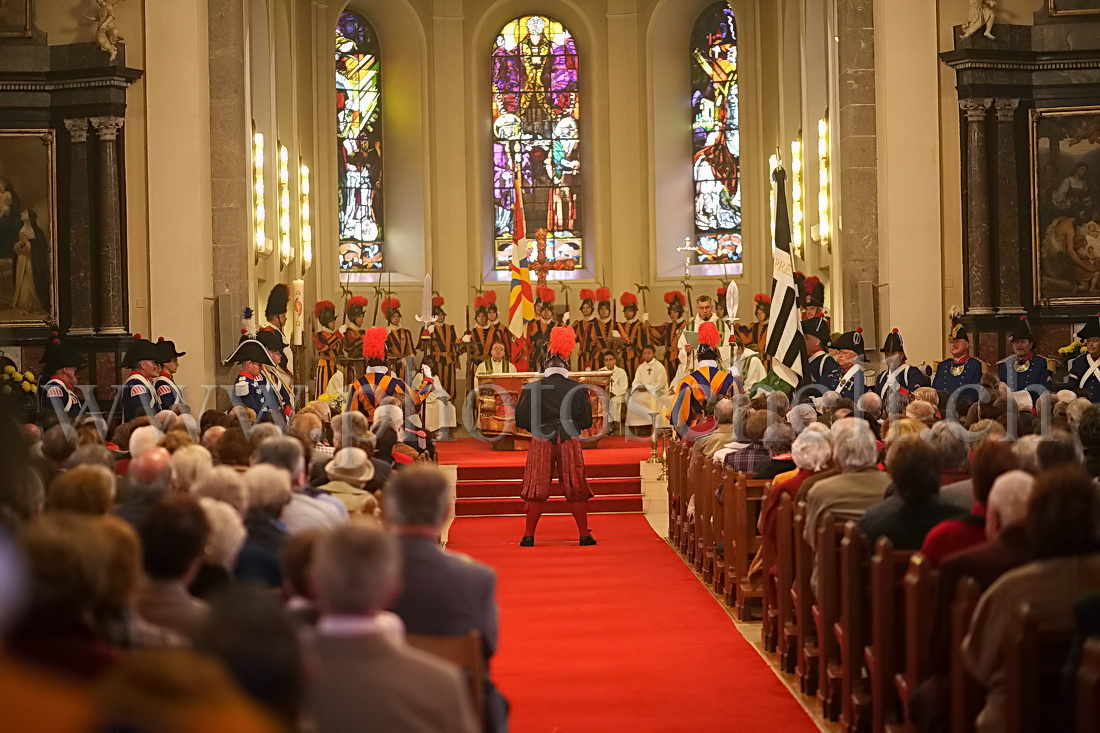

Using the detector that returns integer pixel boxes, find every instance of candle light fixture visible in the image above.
[817,115,832,251]
[299,160,312,272]
[278,143,293,268]
[790,136,804,258]
[252,127,269,257]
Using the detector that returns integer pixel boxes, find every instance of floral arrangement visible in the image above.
[316,391,346,414]
[1059,340,1086,366]
[1,364,38,396]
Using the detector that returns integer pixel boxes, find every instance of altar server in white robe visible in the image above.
[474,340,517,376]
[411,357,457,439]
[601,350,629,432]
[627,345,670,430]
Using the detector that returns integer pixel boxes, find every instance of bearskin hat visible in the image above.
[265,283,289,319]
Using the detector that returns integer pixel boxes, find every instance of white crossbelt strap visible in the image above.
[885,365,906,392]
[1082,355,1100,386]
[838,364,861,391]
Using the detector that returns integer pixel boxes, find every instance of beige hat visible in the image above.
[325,447,375,486]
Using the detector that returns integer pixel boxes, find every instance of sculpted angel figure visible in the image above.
[961,0,996,40]
[87,0,124,61]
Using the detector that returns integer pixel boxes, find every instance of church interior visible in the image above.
[4,0,1100,731]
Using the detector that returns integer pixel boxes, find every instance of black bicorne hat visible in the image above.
[122,337,165,369]
[948,320,969,341]
[832,327,865,354]
[802,316,832,347]
[1009,316,1033,342]
[265,283,289,319]
[41,333,87,372]
[224,338,276,367]
[156,338,186,361]
[881,329,904,354]
[255,328,288,365]
[1077,313,1100,340]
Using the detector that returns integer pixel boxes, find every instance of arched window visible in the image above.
[335,10,383,272]
[690,2,741,266]
[491,15,581,272]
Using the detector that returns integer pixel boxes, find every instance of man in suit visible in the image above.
[387,466,509,733]
[309,523,478,733]
[514,326,595,547]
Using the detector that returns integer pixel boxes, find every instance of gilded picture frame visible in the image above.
[1030,106,1100,306]
[1048,0,1100,16]
[0,0,32,38]
[0,129,58,327]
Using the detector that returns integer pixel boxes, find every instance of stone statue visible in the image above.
[87,0,123,61]
[961,0,996,40]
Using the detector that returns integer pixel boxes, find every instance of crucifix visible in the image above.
[529,227,553,288]
[676,237,699,317]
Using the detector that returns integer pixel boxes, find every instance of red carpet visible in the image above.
[436,436,654,467]
[447,514,817,732]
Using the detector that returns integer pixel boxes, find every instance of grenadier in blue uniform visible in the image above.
[833,327,868,403]
[875,328,930,409]
[154,338,187,412]
[256,329,295,418]
[39,336,86,422]
[932,320,984,396]
[1068,314,1100,402]
[801,316,841,394]
[998,316,1052,392]
[121,336,164,422]
[224,337,279,420]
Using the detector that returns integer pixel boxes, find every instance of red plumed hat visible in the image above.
[595,287,611,303]
[754,293,771,305]
[698,321,720,348]
[381,297,401,315]
[538,286,556,304]
[549,326,575,358]
[579,288,595,303]
[802,276,820,294]
[717,285,728,297]
[346,295,368,312]
[432,296,444,308]
[314,300,336,318]
[362,327,388,360]
[664,291,686,307]
[474,295,487,309]
[620,292,638,308]
[483,290,497,304]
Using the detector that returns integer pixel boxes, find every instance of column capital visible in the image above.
[959,97,993,122]
[89,116,125,141]
[63,117,90,143]
[994,97,1020,122]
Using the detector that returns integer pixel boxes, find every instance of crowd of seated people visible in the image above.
[0,395,504,733]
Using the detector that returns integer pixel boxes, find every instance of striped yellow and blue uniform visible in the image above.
[670,366,742,434]
[348,369,433,421]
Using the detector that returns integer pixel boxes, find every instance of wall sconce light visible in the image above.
[252,127,269,257]
[299,160,312,272]
[818,115,831,251]
[768,153,779,244]
[278,144,293,268]
[790,137,804,259]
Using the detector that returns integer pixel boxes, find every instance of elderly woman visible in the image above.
[191,466,249,517]
[759,423,832,545]
[235,464,294,588]
[48,464,116,515]
[321,448,380,515]
[170,444,213,492]
[190,498,247,601]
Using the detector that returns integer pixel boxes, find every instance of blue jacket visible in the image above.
[1068,354,1100,402]
[932,356,984,395]
[874,364,930,398]
[805,350,842,392]
[122,374,160,422]
[154,373,185,411]
[998,355,1052,392]
[41,377,82,421]
[837,364,867,402]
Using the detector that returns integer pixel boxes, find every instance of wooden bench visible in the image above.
[710,465,729,596]
[793,500,818,695]
[1004,602,1074,733]
[864,538,914,733]
[1077,638,1100,733]
[728,473,767,621]
[773,492,798,670]
[407,631,486,727]
[813,514,843,720]
[895,554,938,733]
[837,521,871,733]
[701,461,723,589]
[950,577,982,733]
[666,440,683,546]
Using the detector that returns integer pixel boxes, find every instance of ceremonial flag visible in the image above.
[508,177,534,338]
[764,166,807,386]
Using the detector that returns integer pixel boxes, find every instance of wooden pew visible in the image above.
[895,555,938,733]
[690,449,706,570]
[730,474,767,621]
[793,500,818,695]
[774,492,798,671]
[950,577,982,733]
[704,461,724,591]
[837,522,870,733]
[698,460,723,582]
[1004,602,1074,733]
[1077,638,1100,733]
[666,440,682,545]
[864,538,915,733]
[680,446,700,558]
[813,514,843,720]
[761,491,779,653]
[407,631,486,727]
[719,469,739,605]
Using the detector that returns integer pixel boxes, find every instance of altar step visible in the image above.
[454,462,643,517]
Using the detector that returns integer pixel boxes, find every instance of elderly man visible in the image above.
[801,316,842,394]
[135,494,211,639]
[121,337,165,422]
[386,466,508,733]
[998,316,1052,392]
[236,464,294,587]
[693,398,736,458]
[114,446,172,528]
[254,437,346,533]
[309,522,479,733]
[874,329,929,406]
[832,328,869,402]
[1068,314,1100,401]
[933,320,984,396]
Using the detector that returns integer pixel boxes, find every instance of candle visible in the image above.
[291,279,305,346]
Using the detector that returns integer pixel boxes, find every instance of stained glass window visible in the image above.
[690,3,741,266]
[491,15,581,271]
[335,11,383,271]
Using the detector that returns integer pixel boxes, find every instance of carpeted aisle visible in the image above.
[447,513,819,733]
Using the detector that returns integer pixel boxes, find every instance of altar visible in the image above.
[473,371,611,450]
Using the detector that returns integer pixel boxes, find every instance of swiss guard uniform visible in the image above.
[526,287,557,370]
[736,294,772,370]
[998,316,1052,392]
[1068,315,1100,402]
[670,322,742,436]
[932,320,984,395]
[483,290,511,355]
[153,338,187,411]
[833,328,869,402]
[341,296,369,380]
[588,288,616,364]
[39,337,85,421]
[617,292,648,381]
[349,327,433,421]
[256,329,295,418]
[573,289,598,371]
[874,329,930,400]
[650,291,688,379]
[121,337,164,422]
[313,300,343,397]
[382,298,416,382]
[224,338,279,421]
[802,316,842,393]
[420,297,460,401]
[463,296,502,389]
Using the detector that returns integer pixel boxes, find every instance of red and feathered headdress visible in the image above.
[698,322,720,348]
[362,327,388,361]
[381,297,401,316]
[432,296,444,308]
[595,287,611,304]
[474,295,486,308]
[548,326,575,359]
[802,276,820,295]
[579,288,595,303]
[314,300,336,319]
[717,285,728,297]
[537,286,556,304]
[346,296,368,315]
[483,290,498,305]
[620,292,638,309]
[664,291,686,308]
[754,293,771,305]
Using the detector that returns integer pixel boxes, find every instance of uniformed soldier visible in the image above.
[256,329,295,418]
[526,289,557,370]
[342,295,369,379]
[832,327,869,402]
[1068,314,1100,402]
[349,327,435,422]
[589,288,617,367]
[483,289,512,356]
[998,316,1052,392]
[382,297,416,382]
[736,294,771,369]
[573,288,598,370]
[617,292,648,382]
[462,295,502,389]
[313,300,342,397]
[874,329,930,409]
[154,338,187,412]
[121,336,164,422]
[670,321,742,436]
[259,284,292,372]
[932,320,984,395]
[224,338,278,420]
[39,335,85,422]
[650,291,688,380]
[420,296,460,402]
[802,316,842,394]
[795,272,828,321]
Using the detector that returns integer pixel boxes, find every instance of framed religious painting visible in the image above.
[1031,106,1100,305]
[0,0,32,38]
[0,130,58,327]
[1048,0,1100,16]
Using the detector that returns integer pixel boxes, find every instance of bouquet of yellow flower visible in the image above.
[1059,340,1086,367]
[1,363,40,422]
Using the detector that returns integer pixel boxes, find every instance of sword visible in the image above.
[414,274,437,329]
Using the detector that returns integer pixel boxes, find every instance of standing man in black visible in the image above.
[515,326,596,547]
